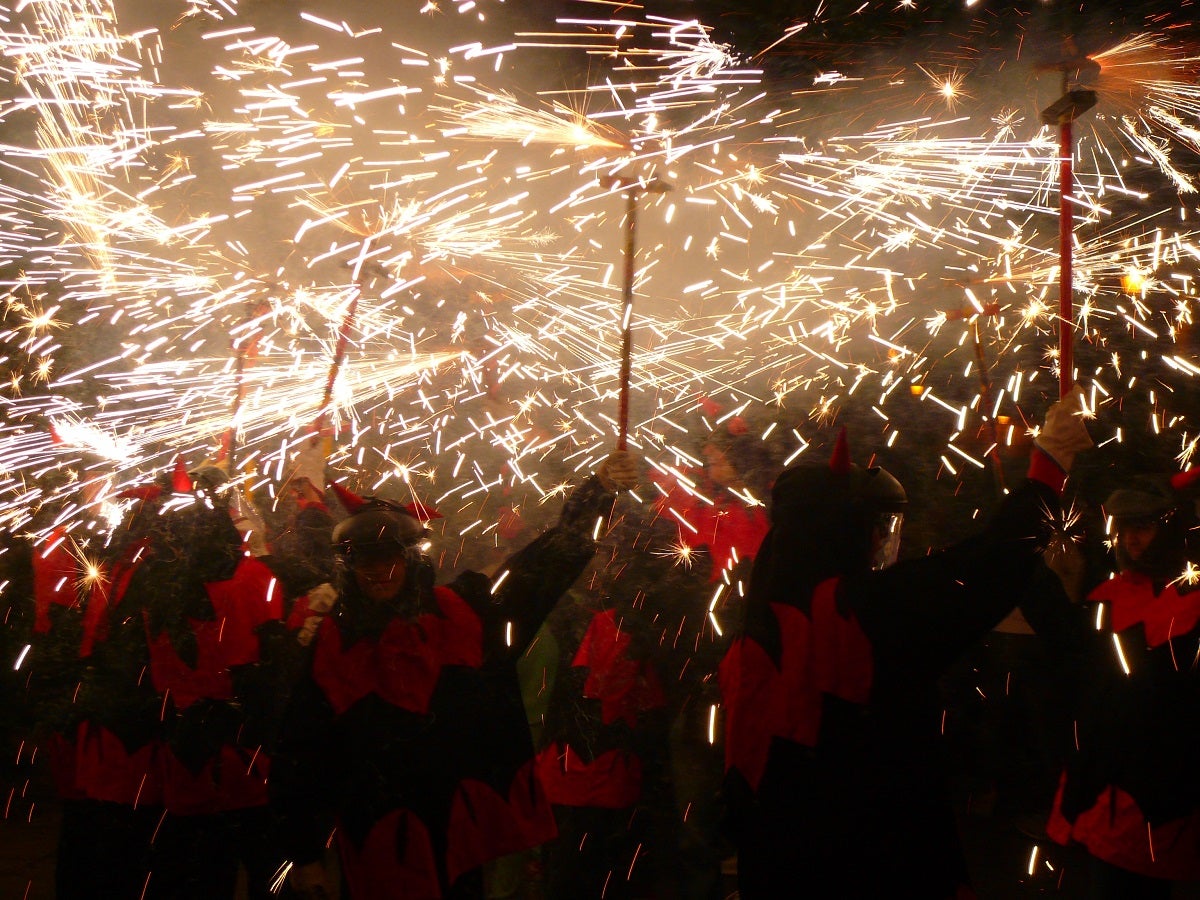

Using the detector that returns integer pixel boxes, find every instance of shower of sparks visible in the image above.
[0,0,1196,557]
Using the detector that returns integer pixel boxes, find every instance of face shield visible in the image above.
[870,511,904,570]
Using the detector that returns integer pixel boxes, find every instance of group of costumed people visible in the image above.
[11,384,1200,899]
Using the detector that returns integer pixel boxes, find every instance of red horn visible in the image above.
[404,500,443,522]
[830,427,852,475]
[329,480,367,514]
[172,455,193,493]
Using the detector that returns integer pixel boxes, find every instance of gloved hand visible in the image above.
[289,860,334,899]
[230,492,269,557]
[597,449,640,492]
[290,431,331,494]
[1035,385,1093,472]
[296,583,338,647]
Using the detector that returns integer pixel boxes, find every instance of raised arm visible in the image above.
[450,451,639,658]
[851,387,1093,678]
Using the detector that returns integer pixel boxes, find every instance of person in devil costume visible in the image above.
[719,388,1093,899]
[31,475,172,899]
[532,416,774,900]
[21,476,163,899]
[138,462,291,900]
[271,450,639,900]
[1046,472,1200,897]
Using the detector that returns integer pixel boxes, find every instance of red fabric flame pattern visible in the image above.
[145,556,281,709]
[1089,574,1200,647]
[32,527,80,635]
[572,608,666,727]
[1048,778,1200,881]
[74,724,162,807]
[338,809,442,900]
[445,759,558,884]
[534,743,643,809]
[719,578,873,791]
[313,587,483,715]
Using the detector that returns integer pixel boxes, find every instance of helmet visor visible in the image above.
[870,512,904,570]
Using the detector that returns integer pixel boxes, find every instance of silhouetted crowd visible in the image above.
[3,387,1199,900]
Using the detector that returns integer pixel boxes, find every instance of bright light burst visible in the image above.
[0,0,1198,551]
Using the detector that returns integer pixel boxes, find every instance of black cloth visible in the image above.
[536,505,743,900]
[54,799,159,900]
[270,504,338,600]
[147,806,282,900]
[725,478,1059,899]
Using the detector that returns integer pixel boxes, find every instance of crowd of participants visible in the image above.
[0,385,1198,900]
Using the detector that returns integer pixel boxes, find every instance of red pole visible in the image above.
[617,188,638,450]
[1059,118,1074,399]
[318,290,359,430]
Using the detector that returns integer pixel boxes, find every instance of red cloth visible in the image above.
[1027,446,1067,495]
[339,809,442,900]
[1089,573,1200,646]
[80,540,149,659]
[45,733,85,801]
[572,608,666,727]
[534,743,643,809]
[446,759,558,884]
[651,478,769,581]
[72,541,159,806]
[32,527,79,635]
[145,556,281,709]
[313,587,483,716]
[160,744,271,815]
[1048,778,1200,881]
[1046,572,1200,878]
[719,578,873,791]
[146,556,282,814]
[74,724,161,807]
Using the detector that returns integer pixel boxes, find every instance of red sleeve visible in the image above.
[1027,446,1067,495]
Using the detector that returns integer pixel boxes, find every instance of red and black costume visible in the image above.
[142,514,290,900]
[534,556,673,900]
[719,446,1065,899]
[69,486,287,900]
[1047,571,1200,885]
[26,523,161,900]
[533,458,768,900]
[61,516,164,899]
[271,475,615,899]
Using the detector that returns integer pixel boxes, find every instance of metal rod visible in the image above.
[618,187,638,450]
[1059,117,1074,399]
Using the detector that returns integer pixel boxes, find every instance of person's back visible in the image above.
[721,391,1091,899]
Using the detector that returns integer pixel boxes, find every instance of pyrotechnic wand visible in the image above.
[601,174,672,450]
[216,283,275,473]
[944,301,1006,494]
[1038,44,1099,398]
[312,253,391,438]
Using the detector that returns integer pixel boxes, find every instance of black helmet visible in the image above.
[332,499,428,560]
[772,429,906,517]
[765,428,907,583]
[1104,475,1176,523]
[1103,473,1192,579]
